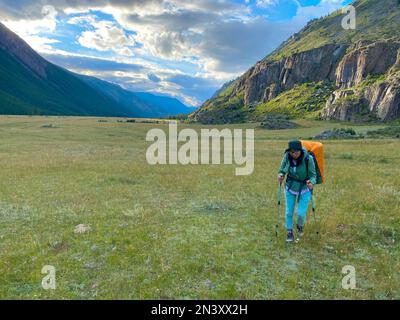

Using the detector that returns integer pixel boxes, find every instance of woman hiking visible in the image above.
[278,140,317,242]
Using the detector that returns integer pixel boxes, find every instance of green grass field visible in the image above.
[0,116,399,299]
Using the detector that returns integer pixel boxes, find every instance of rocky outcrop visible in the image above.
[236,44,347,106]
[334,41,400,88]
[322,89,361,121]
[323,41,400,121]
[323,77,400,121]
[314,128,362,140]
[365,75,400,120]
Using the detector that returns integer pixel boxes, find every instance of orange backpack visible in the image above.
[300,140,325,184]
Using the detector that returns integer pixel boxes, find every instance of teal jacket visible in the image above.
[278,148,317,193]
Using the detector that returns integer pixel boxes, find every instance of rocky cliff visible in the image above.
[238,43,346,106]
[191,44,347,124]
[191,0,400,124]
[323,40,400,121]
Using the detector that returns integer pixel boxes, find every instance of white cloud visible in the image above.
[256,0,278,8]
[68,15,136,56]
[3,5,57,34]
[108,7,274,80]
[320,0,344,4]
[20,35,60,52]
[292,0,346,24]
[134,30,198,61]
[2,5,59,52]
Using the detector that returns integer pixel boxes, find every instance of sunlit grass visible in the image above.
[0,115,399,299]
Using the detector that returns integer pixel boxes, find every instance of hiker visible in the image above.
[278,140,317,242]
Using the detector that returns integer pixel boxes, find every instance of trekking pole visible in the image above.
[310,189,319,235]
[276,181,282,237]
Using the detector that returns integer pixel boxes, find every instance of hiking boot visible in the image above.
[286,230,294,243]
[297,224,304,237]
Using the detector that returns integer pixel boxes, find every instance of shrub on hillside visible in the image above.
[260,113,299,130]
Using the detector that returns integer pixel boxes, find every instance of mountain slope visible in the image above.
[77,75,163,118]
[79,75,195,117]
[266,0,400,62]
[191,0,400,123]
[0,22,137,117]
[134,92,196,116]
[0,22,193,118]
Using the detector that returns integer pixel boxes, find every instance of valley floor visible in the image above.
[0,116,399,299]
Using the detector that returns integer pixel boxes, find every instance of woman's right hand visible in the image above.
[278,175,284,183]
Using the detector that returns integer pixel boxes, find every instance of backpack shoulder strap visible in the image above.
[284,150,290,164]
[305,154,309,178]
[305,152,317,178]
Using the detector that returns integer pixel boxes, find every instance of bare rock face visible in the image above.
[0,22,48,79]
[322,89,359,121]
[391,48,400,73]
[323,41,400,121]
[335,41,400,89]
[238,44,347,106]
[323,77,400,122]
[366,74,400,120]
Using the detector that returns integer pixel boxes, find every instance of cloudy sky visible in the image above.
[0,0,351,107]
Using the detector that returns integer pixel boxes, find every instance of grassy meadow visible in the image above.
[0,115,399,299]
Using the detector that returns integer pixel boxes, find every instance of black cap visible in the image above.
[288,140,302,151]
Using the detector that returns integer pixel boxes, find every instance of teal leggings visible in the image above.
[284,188,311,230]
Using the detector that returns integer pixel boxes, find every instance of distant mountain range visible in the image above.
[0,22,194,118]
[191,0,400,123]
[77,74,196,118]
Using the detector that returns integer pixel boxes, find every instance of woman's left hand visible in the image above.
[306,180,313,190]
